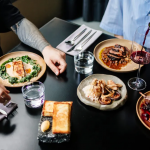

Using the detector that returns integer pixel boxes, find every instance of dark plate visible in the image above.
[37,116,70,143]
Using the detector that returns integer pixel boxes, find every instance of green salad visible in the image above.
[0,55,41,84]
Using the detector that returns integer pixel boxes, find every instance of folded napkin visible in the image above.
[56,24,103,56]
[0,102,18,121]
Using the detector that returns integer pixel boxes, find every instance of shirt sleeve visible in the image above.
[0,0,24,32]
[100,0,123,36]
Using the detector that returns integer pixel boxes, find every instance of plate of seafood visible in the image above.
[77,74,127,111]
[93,38,143,72]
[136,91,150,130]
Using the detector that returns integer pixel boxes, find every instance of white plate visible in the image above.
[77,74,127,111]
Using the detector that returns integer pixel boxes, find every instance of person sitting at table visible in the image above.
[100,0,150,40]
[0,0,67,104]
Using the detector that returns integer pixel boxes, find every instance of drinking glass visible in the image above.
[74,51,94,74]
[128,26,150,91]
[22,81,45,108]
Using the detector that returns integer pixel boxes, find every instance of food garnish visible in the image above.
[83,78,122,105]
[99,44,130,70]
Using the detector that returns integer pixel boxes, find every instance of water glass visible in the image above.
[74,51,94,74]
[22,81,45,108]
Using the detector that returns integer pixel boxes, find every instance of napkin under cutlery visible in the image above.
[0,102,18,121]
[56,24,103,56]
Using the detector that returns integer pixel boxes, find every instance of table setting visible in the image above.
[1,18,150,150]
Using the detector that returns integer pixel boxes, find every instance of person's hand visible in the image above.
[42,45,67,75]
[0,83,11,104]
[114,34,123,39]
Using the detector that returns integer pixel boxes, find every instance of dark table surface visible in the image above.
[1,17,150,150]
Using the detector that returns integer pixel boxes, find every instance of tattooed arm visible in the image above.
[11,18,67,75]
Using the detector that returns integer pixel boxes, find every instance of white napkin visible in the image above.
[56,24,103,56]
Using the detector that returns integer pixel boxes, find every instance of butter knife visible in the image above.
[67,30,92,52]
[0,108,7,117]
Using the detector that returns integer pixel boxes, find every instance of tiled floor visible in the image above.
[69,17,114,36]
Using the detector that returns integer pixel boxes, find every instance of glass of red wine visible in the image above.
[128,24,150,91]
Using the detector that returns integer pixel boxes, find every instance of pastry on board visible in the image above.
[42,100,73,117]
[42,101,55,117]
[52,102,72,134]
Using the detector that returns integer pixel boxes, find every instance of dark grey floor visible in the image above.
[69,17,114,36]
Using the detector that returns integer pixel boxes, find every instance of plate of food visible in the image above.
[93,38,143,72]
[77,74,127,111]
[0,51,46,87]
[136,91,150,130]
[37,100,73,143]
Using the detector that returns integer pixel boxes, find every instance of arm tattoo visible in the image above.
[11,18,50,52]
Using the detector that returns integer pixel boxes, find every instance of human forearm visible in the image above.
[11,18,49,52]
[11,18,67,75]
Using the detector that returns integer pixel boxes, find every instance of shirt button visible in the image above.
[147,11,150,16]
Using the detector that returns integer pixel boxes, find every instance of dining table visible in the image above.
[0,17,150,150]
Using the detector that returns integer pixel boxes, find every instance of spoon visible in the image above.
[65,28,87,46]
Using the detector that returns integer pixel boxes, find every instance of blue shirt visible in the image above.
[100,0,150,47]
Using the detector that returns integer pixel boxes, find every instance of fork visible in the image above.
[75,31,97,51]
[65,28,87,46]
[67,30,92,52]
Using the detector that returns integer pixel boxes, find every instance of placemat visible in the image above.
[56,24,102,56]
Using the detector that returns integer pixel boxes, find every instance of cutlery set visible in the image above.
[0,101,17,119]
[65,28,97,52]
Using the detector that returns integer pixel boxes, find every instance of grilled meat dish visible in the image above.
[100,44,130,70]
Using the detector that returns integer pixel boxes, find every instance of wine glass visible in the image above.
[128,25,150,91]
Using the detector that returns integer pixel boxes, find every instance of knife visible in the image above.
[67,30,92,52]
[0,109,7,117]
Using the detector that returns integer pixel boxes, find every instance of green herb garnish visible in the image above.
[8,77,18,84]
[1,58,14,66]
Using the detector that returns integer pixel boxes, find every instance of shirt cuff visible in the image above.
[100,22,123,36]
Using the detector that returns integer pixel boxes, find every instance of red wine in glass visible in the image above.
[131,51,150,65]
[131,23,150,65]
[128,23,150,91]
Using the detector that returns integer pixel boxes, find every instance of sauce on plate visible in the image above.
[99,46,130,70]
